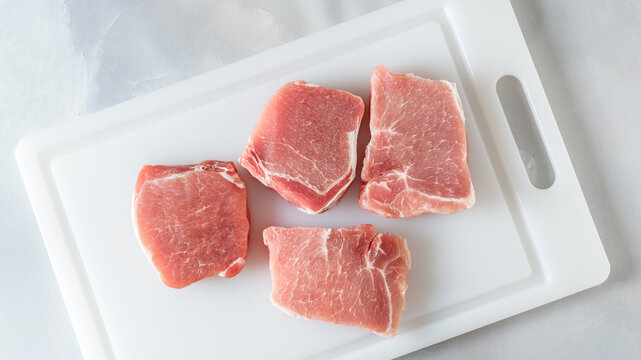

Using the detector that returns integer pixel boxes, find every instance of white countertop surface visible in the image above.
[1,0,639,359]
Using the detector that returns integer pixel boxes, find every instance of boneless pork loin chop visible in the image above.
[360,65,475,218]
[263,224,411,337]
[133,160,250,289]
[239,81,364,215]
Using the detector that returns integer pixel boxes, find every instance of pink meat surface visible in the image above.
[263,224,411,337]
[360,65,475,218]
[239,81,364,215]
[133,160,249,289]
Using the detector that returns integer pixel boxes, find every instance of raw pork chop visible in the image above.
[239,81,364,215]
[263,224,411,337]
[360,65,475,218]
[133,160,249,289]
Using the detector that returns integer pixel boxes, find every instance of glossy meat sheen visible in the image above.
[360,65,475,218]
[239,81,364,214]
[133,160,249,289]
[263,224,411,337]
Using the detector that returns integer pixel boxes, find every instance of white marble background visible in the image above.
[1,0,639,359]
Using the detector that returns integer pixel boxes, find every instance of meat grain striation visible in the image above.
[133,160,250,289]
[360,65,475,218]
[240,81,364,215]
[263,224,411,337]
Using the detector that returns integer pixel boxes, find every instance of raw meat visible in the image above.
[133,160,249,289]
[360,65,475,218]
[263,224,411,337]
[239,81,364,215]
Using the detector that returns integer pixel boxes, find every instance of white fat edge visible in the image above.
[462,181,476,208]
[217,256,246,277]
[335,87,362,101]
[294,81,363,110]
[242,137,255,153]
[347,127,358,177]
[405,71,432,81]
[295,204,323,215]
[436,80,474,208]
[405,71,438,84]
[131,187,160,277]
[382,273,395,338]
[239,143,322,214]
[240,137,255,162]
[144,163,244,200]
[194,161,245,189]
[328,111,361,198]
[263,168,324,195]
[405,189,475,216]
[248,159,337,204]
[373,329,396,338]
[216,168,245,189]
[269,295,312,321]
[309,126,359,214]
[240,141,274,187]
[316,173,354,213]
[254,168,343,213]
[441,81,471,193]
[297,81,319,87]
[442,80,466,124]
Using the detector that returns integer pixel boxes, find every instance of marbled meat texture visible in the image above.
[239,81,364,215]
[133,160,249,289]
[360,65,475,218]
[263,224,411,337]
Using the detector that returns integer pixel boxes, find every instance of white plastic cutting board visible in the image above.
[16,0,609,359]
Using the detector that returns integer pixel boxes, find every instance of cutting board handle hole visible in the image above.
[496,75,555,189]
